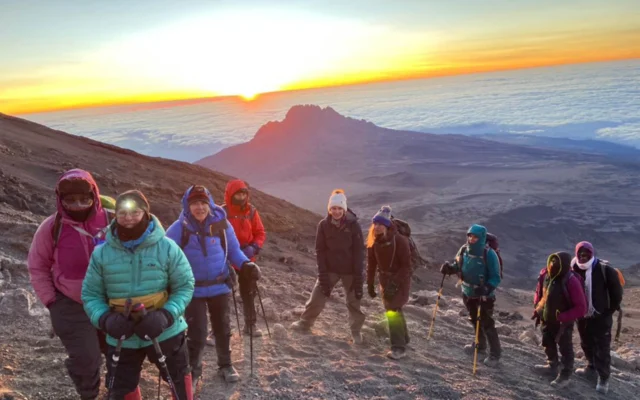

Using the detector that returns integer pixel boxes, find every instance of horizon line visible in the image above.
[13,57,637,117]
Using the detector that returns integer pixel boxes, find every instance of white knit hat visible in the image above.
[327,189,347,212]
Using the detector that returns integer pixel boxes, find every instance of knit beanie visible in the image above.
[116,190,151,219]
[327,189,347,212]
[372,205,393,228]
[187,185,210,205]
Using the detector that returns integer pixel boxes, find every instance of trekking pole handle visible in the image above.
[134,303,166,361]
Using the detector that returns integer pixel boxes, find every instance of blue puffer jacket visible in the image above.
[452,224,501,298]
[166,186,249,298]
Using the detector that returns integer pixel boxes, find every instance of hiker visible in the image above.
[366,206,412,359]
[290,189,366,343]
[81,190,195,400]
[440,224,502,367]
[223,179,266,337]
[532,252,587,387]
[571,241,623,394]
[27,169,111,400]
[166,185,260,387]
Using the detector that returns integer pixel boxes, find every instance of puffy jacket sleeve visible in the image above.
[558,274,587,323]
[605,264,623,313]
[486,249,501,291]
[162,239,195,320]
[315,220,327,275]
[82,248,110,328]
[225,223,250,269]
[27,216,57,307]
[394,235,413,285]
[450,245,466,274]
[367,247,377,286]
[165,220,182,246]
[533,268,547,306]
[351,220,365,284]
[250,209,266,248]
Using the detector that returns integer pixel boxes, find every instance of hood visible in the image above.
[547,251,572,279]
[181,185,226,228]
[55,169,102,220]
[467,224,487,255]
[575,241,594,259]
[224,179,250,211]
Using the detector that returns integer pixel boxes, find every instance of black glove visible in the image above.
[440,261,457,276]
[99,312,136,339]
[354,284,363,300]
[531,310,541,328]
[383,281,399,301]
[473,285,494,298]
[134,309,173,340]
[368,283,377,299]
[242,262,261,281]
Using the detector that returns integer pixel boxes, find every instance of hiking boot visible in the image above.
[550,373,571,388]
[243,324,263,337]
[290,320,311,331]
[218,366,240,383]
[596,376,609,394]
[533,363,559,376]
[483,355,500,367]
[351,331,363,345]
[386,348,406,360]
[205,331,215,346]
[464,344,486,356]
[575,366,597,381]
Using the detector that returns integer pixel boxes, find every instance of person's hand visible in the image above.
[243,244,260,259]
[440,261,457,276]
[531,310,541,328]
[99,312,136,339]
[134,309,173,340]
[242,262,261,281]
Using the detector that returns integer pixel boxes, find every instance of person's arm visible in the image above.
[162,240,195,321]
[165,220,182,245]
[392,236,413,285]
[366,247,377,286]
[250,208,266,249]
[82,250,110,328]
[485,249,501,293]
[605,265,623,313]
[558,274,587,323]
[27,216,57,307]
[351,221,365,286]
[226,223,250,268]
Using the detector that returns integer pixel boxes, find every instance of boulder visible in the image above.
[272,324,288,340]
[0,288,34,316]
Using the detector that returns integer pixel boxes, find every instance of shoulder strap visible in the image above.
[561,271,574,308]
[249,204,256,220]
[179,222,191,249]
[52,213,63,248]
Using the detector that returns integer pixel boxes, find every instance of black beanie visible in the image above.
[116,190,151,218]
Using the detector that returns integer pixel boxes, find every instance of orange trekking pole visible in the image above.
[428,274,447,339]
[473,277,485,376]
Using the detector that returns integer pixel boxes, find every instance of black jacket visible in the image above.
[315,209,364,283]
[572,259,623,317]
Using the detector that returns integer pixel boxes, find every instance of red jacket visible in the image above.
[224,180,266,262]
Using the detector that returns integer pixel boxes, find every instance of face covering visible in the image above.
[117,215,149,242]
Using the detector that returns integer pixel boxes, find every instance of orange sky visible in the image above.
[1,1,639,115]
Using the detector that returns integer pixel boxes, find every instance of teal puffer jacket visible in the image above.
[82,215,195,349]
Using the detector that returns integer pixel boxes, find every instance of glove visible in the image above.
[242,244,259,259]
[99,312,136,339]
[473,285,494,297]
[440,261,456,276]
[383,281,399,301]
[368,283,377,299]
[531,310,541,328]
[354,284,363,300]
[134,309,173,340]
[242,262,261,281]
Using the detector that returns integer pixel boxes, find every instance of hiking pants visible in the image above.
[541,322,574,376]
[49,292,106,400]
[105,332,190,400]
[387,307,410,351]
[578,314,613,380]
[238,272,257,327]
[299,273,366,333]
[186,294,232,380]
[463,295,501,358]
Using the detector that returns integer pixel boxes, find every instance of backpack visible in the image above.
[457,232,504,278]
[599,260,625,342]
[52,194,116,248]
[221,204,256,222]
[535,268,582,311]
[390,216,427,271]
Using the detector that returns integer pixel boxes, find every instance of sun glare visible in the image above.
[240,92,258,101]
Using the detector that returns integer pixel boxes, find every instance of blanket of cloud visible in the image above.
[23,59,640,162]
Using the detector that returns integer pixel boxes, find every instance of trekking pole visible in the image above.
[231,284,242,338]
[255,282,271,338]
[473,277,484,377]
[428,274,447,340]
[615,309,622,342]
[249,287,255,377]
[106,299,132,399]
[133,304,181,400]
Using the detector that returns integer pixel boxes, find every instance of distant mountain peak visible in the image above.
[284,104,342,121]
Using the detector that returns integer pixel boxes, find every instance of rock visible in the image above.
[278,256,294,265]
[610,351,636,370]
[372,319,389,337]
[410,290,448,309]
[512,311,524,321]
[280,311,293,321]
[459,309,468,317]
[439,309,461,324]
[518,328,540,346]
[403,305,431,321]
[259,298,280,322]
[0,288,34,316]
[292,307,305,317]
[613,344,640,370]
[2,365,15,375]
[273,324,288,340]
[495,321,512,336]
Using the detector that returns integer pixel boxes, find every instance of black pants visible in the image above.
[578,314,613,380]
[49,292,106,400]
[185,294,232,380]
[387,308,410,351]
[105,332,190,399]
[238,273,256,326]
[541,322,574,375]
[463,295,501,358]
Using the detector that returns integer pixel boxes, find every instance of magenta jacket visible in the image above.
[28,169,110,306]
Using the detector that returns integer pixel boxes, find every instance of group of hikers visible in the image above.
[26,171,624,399]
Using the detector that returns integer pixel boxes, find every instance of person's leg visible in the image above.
[105,345,145,399]
[294,273,339,328]
[481,298,501,361]
[592,315,613,382]
[557,323,575,377]
[539,323,560,370]
[575,318,598,380]
[184,297,208,382]
[340,275,366,334]
[462,295,487,352]
[208,294,232,368]
[388,308,408,351]
[49,293,103,399]
[238,272,261,336]
[145,333,192,400]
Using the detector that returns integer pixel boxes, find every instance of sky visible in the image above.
[2,0,639,115]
